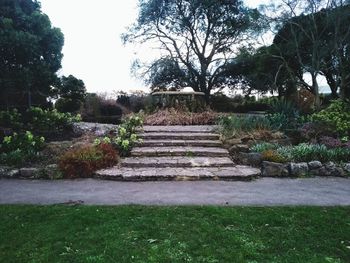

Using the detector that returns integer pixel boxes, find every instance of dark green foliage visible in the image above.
[218,115,271,137]
[0,107,81,140]
[0,131,45,166]
[267,99,300,131]
[55,75,87,113]
[0,0,64,109]
[0,206,349,262]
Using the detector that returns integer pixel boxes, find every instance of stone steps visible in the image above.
[95,166,260,181]
[95,125,261,181]
[121,156,234,168]
[138,132,220,140]
[141,125,218,133]
[138,139,223,147]
[131,146,229,157]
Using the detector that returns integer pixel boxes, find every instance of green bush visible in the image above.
[0,109,23,130]
[267,99,300,131]
[218,115,271,137]
[0,107,81,139]
[0,131,45,166]
[25,107,81,138]
[312,100,350,137]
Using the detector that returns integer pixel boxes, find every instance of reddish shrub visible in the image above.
[59,143,119,178]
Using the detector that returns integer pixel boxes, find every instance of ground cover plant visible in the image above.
[0,205,349,263]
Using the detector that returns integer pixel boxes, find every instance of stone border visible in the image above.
[0,164,62,179]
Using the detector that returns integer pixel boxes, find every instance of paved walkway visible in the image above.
[0,177,349,206]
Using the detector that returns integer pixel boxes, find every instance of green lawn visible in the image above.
[0,206,349,263]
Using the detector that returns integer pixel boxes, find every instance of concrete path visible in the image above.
[0,177,349,206]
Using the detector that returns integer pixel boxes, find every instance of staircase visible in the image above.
[95,125,260,181]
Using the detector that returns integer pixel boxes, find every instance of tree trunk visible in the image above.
[311,73,321,110]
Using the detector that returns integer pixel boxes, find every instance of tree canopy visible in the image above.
[123,0,262,101]
[0,0,64,110]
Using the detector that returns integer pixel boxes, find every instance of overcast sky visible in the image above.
[41,0,328,95]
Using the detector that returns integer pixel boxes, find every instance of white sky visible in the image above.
[40,0,329,95]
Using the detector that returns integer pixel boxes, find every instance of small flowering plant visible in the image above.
[94,114,143,156]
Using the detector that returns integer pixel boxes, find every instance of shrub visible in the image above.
[0,131,45,166]
[0,109,23,130]
[251,142,279,153]
[218,115,271,137]
[312,100,350,137]
[267,99,300,131]
[58,143,119,178]
[0,107,81,140]
[55,97,82,113]
[25,107,81,138]
[298,122,335,142]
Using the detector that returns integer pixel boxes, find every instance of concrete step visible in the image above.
[131,146,229,157]
[95,166,260,181]
[141,125,218,133]
[138,139,223,147]
[121,156,234,168]
[138,132,220,140]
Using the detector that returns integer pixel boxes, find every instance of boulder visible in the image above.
[239,152,262,166]
[19,168,40,178]
[344,163,350,173]
[289,162,309,177]
[7,169,20,178]
[261,161,289,177]
[308,161,323,170]
[229,144,249,153]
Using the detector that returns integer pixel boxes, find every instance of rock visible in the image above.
[289,162,309,177]
[344,163,350,173]
[34,164,63,179]
[72,122,118,136]
[20,168,40,178]
[308,161,323,170]
[225,138,242,145]
[7,169,20,178]
[229,144,249,153]
[239,152,262,166]
[0,166,10,177]
[261,161,289,177]
[309,167,326,176]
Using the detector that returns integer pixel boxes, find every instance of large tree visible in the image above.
[0,0,64,110]
[123,0,262,101]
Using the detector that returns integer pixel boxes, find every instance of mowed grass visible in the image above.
[0,206,349,263]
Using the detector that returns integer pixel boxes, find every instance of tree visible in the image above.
[55,75,86,113]
[123,0,262,102]
[0,0,64,110]
[267,0,350,105]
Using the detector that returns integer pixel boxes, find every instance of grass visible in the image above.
[0,206,349,262]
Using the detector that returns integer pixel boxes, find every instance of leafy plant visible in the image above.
[0,109,23,131]
[312,100,350,137]
[276,143,350,163]
[58,143,119,178]
[0,131,45,166]
[251,142,279,153]
[25,107,81,138]
[218,115,271,137]
[267,99,301,131]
